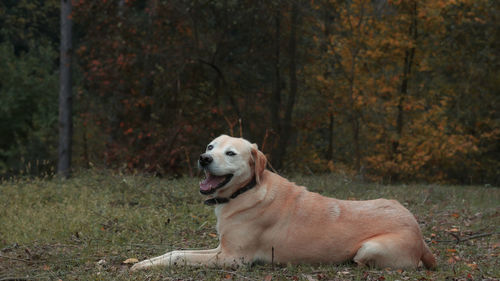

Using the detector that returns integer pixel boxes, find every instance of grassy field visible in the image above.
[0,170,499,280]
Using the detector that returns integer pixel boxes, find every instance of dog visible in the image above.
[131,135,436,271]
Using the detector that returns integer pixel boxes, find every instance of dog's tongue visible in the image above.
[200,173,226,191]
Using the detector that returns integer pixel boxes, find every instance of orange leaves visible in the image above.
[68,0,498,184]
[123,128,133,135]
[466,263,479,270]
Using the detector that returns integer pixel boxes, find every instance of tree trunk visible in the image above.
[322,7,334,161]
[392,0,417,180]
[352,115,361,172]
[348,51,361,172]
[327,113,334,160]
[271,3,299,171]
[140,0,158,122]
[58,0,73,178]
[270,9,282,140]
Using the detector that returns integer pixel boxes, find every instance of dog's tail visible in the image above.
[421,242,437,270]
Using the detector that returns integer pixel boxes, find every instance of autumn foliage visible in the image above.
[1,0,497,184]
[72,0,499,184]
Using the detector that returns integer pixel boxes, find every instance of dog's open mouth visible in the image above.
[200,173,233,194]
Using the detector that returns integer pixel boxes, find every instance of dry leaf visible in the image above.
[450,213,460,218]
[208,233,217,238]
[263,274,273,281]
[446,248,457,253]
[466,263,478,270]
[316,273,326,280]
[302,274,317,281]
[42,264,51,271]
[122,258,139,264]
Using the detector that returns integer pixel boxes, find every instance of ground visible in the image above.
[0,170,499,280]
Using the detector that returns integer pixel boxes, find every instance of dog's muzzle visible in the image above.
[198,153,233,195]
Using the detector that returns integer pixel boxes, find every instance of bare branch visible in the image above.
[436,232,499,244]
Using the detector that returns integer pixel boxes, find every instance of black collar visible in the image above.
[204,177,257,206]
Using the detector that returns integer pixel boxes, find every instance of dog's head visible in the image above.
[198,135,267,196]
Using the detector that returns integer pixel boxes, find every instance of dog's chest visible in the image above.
[214,205,223,234]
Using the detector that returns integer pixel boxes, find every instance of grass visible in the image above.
[0,170,499,280]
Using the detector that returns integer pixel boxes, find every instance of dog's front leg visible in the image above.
[130,246,242,271]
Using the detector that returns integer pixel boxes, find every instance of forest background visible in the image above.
[0,0,498,185]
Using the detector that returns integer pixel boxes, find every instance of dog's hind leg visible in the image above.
[353,233,422,269]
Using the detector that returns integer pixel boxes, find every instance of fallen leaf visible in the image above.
[450,213,460,218]
[208,233,217,238]
[447,257,456,264]
[122,258,139,264]
[302,274,317,281]
[446,248,457,253]
[42,264,51,271]
[316,273,326,280]
[96,259,107,267]
[263,274,273,281]
[448,228,459,232]
[466,263,478,270]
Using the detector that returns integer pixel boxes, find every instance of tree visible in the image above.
[58,0,73,178]
[66,0,498,184]
[0,0,59,177]
[270,2,300,171]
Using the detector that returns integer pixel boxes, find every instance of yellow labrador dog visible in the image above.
[131,135,436,271]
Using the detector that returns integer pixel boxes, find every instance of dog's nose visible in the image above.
[199,154,213,167]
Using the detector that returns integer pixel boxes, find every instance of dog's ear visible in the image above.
[251,144,267,184]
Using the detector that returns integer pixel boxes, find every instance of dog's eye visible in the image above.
[225,151,236,156]
[207,145,214,151]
